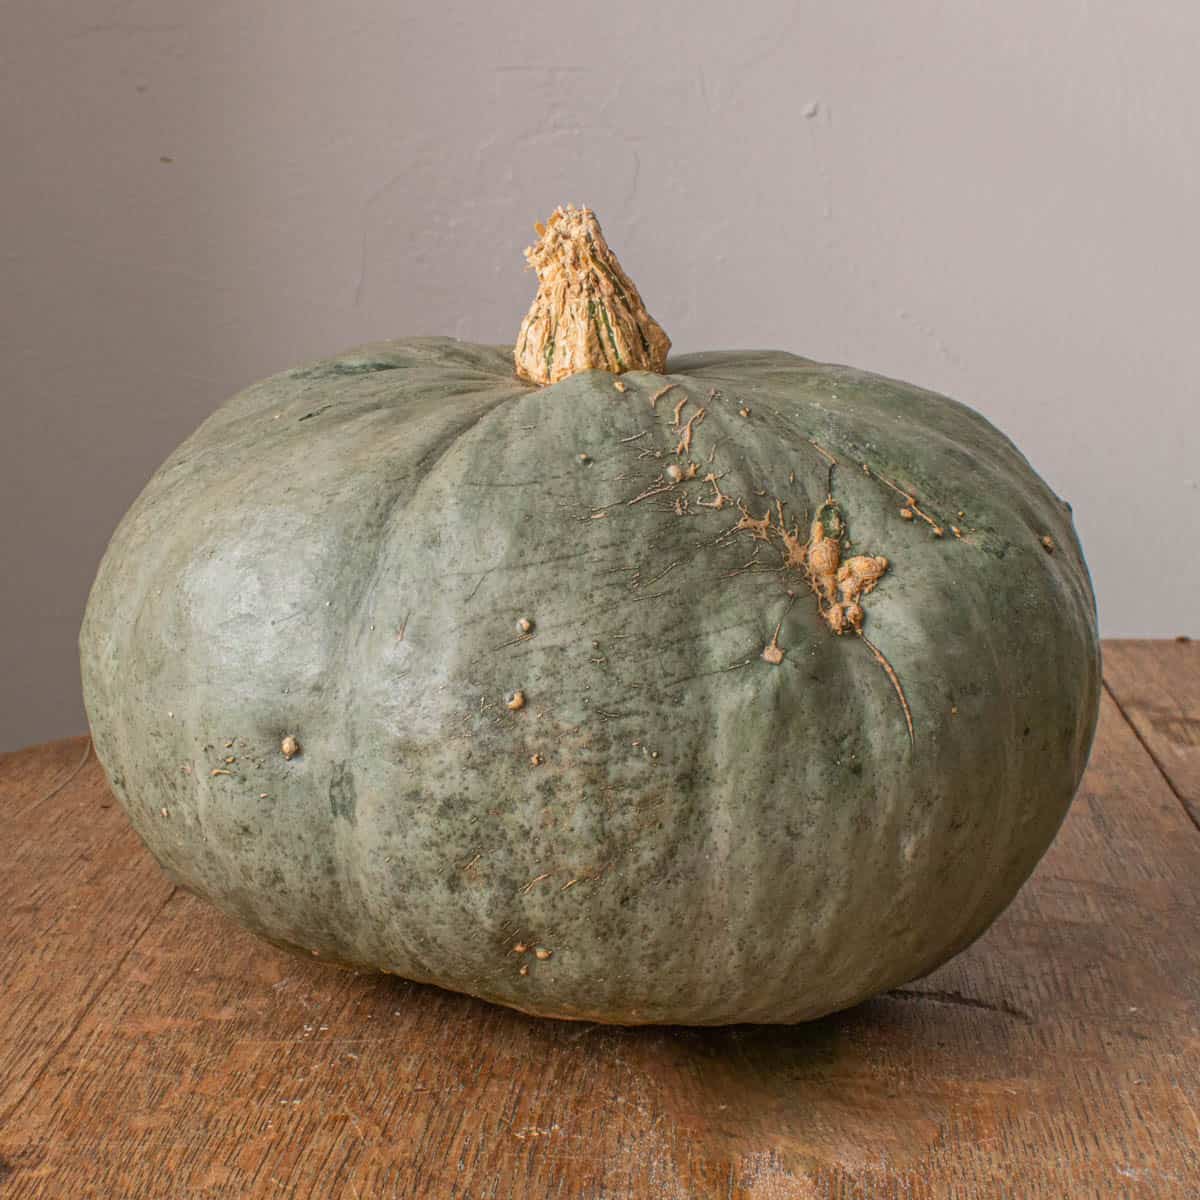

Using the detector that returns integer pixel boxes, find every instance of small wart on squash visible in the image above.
[665,462,699,483]
[762,624,785,665]
[675,408,706,456]
[649,382,679,409]
[735,502,773,542]
[697,473,729,510]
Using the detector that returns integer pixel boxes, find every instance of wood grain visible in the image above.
[0,738,173,1121]
[1,642,1197,1198]
[1103,638,1200,829]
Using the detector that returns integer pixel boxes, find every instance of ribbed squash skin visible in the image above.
[80,338,1100,1024]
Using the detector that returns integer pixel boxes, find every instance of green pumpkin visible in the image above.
[80,209,1099,1024]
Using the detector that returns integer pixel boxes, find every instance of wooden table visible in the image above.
[2,641,1197,1199]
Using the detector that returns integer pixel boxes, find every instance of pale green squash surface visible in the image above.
[80,338,1100,1024]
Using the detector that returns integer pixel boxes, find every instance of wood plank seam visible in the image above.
[1102,677,1200,835]
[0,884,179,1127]
[887,987,1032,1023]
[10,739,92,823]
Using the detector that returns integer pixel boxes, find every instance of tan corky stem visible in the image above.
[514,205,671,385]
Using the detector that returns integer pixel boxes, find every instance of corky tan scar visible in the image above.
[514,205,671,385]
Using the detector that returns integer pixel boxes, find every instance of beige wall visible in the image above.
[3,1,1197,750]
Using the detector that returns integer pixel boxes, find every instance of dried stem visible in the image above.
[514,205,670,385]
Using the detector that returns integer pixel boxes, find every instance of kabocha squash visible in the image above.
[80,206,1100,1025]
